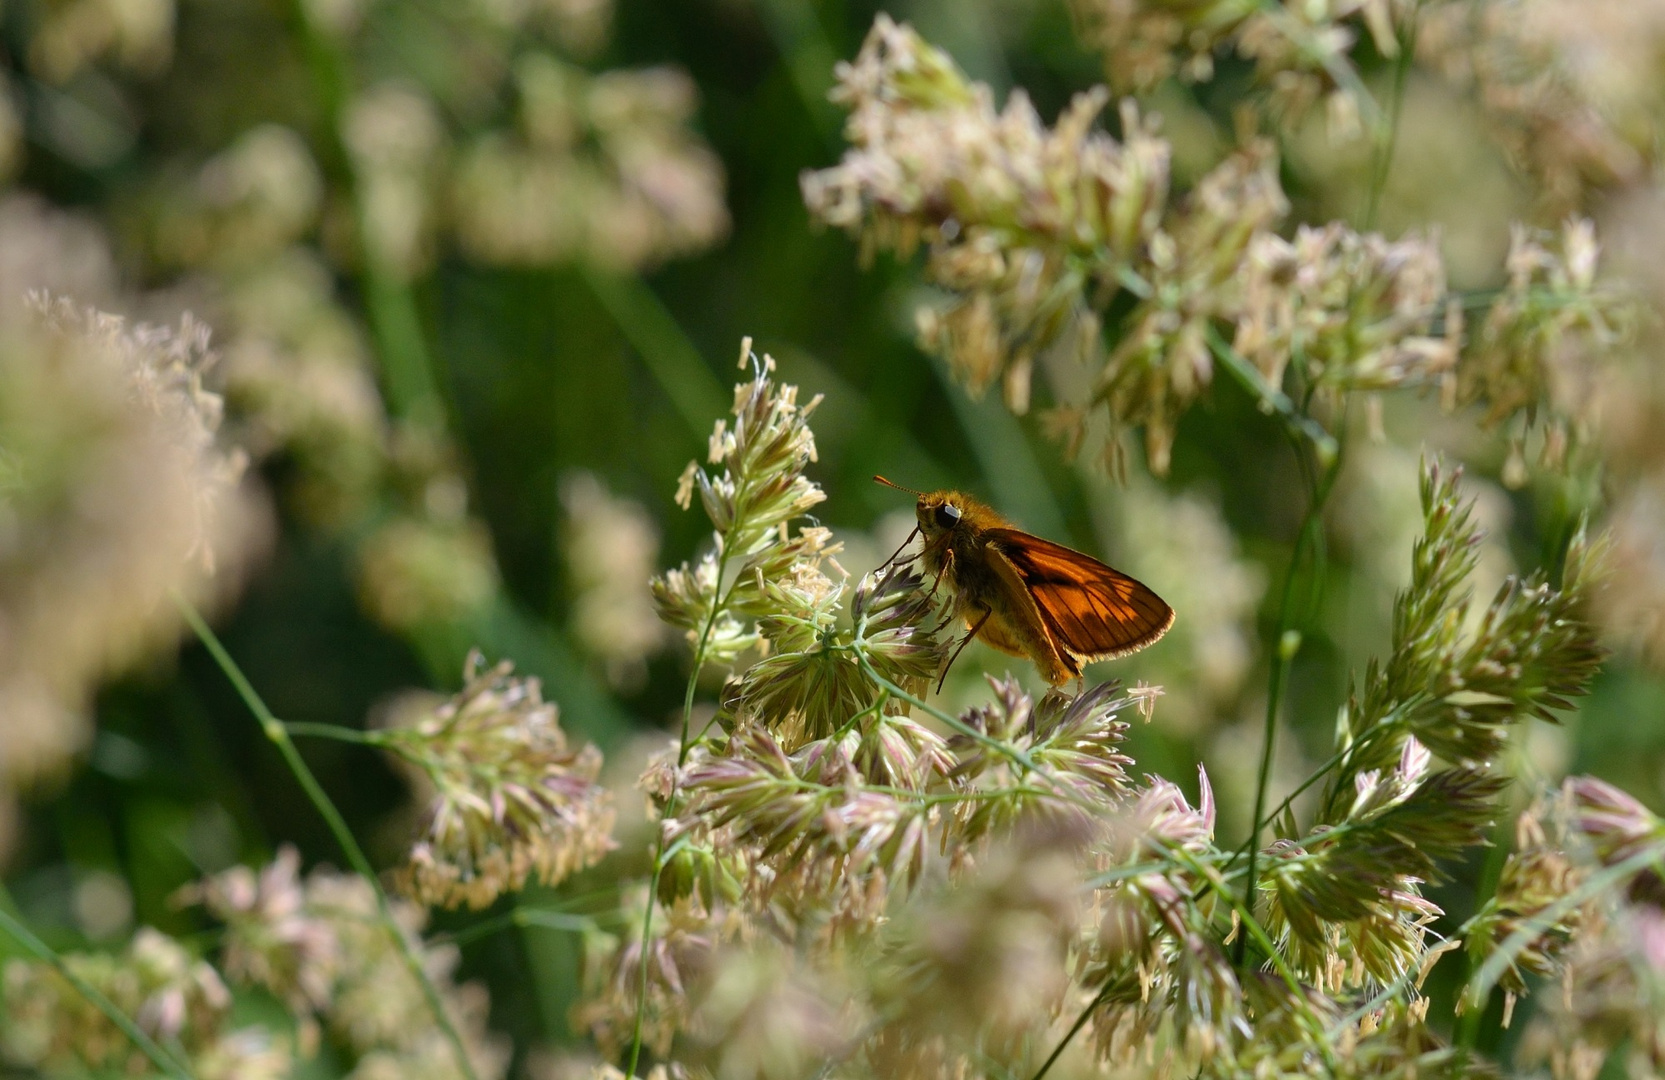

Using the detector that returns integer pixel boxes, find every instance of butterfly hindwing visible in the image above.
[986,528,1175,661]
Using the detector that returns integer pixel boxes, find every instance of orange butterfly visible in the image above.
[876,478,1174,689]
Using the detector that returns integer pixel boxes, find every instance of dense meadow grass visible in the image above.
[2,1,1665,1077]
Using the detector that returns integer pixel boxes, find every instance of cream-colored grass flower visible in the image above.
[356,515,499,634]
[28,0,176,83]
[561,470,667,691]
[2,927,291,1079]
[0,299,261,847]
[1070,0,1410,132]
[1457,219,1621,481]
[188,846,510,1077]
[383,653,616,910]
[1419,0,1665,212]
[452,60,727,271]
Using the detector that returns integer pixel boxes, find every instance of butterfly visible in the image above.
[876,478,1174,689]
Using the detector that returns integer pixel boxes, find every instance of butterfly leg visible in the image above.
[927,588,961,635]
[926,551,961,634]
[926,547,955,603]
[937,606,992,693]
[876,525,921,574]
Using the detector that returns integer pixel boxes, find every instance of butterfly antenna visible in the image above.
[873,475,924,497]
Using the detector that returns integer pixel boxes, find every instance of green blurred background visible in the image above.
[3,0,1662,1067]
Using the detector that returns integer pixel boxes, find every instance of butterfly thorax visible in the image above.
[914,491,1009,612]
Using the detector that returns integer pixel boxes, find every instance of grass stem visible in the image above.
[175,594,480,1080]
[0,904,195,1080]
[1226,363,1346,968]
[1028,983,1113,1080]
[1364,0,1423,232]
[625,548,732,1075]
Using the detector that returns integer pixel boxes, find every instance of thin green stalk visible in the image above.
[1173,848,1341,1072]
[1252,0,1383,134]
[1207,329,1338,466]
[283,720,446,786]
[1236,621,1301,970]
[1029,982,1114,1080]
[1222,748,1350,874]
[625,553,732,1075]
[752,0,844,149]
[1364,0,1423,232]
[436,888,625,948]
[829,690,889,744]
[0,905,195,1080]
[1232,501,1336,965]
[1454,813,1513,1052]
[363,258,446,429]
[1085,852,1235,890]
[282,720,389,746]
[445,909,601,949]
[174,595,481,1080]
[1231,404,1344,969]
[856,656,1053,780]
[1469,843,1665,1002]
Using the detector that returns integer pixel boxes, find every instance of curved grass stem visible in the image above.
[1470,843,1665,1004]
[1222,747,1349,874]
[625,553,732,1075]
[1177,848,1342,1072]
[1028,982,1114,1080]
[1207,329,1338,466]
[1223,358,1347,968]
[174,594,481,1080]
[282,720,389,746]
[856,656,1051,778]
[1364,0,1424,232]
[0,902,195,1080]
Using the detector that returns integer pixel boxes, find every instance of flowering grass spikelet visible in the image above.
[652,345,833,669]
[188,847,509,1077]
[1234,224,1456,397]
[1325,459,1606,799]
[809,16,1631,483]
[0,298,261,848]
[5,4,1662,1079]
[2,927,290,1079]
[381,652,615,910]
[1069,0,1410,130]
[1418,0,1665,211]
[598,335,1627,1077]
[1457,219,1624,480]
[574,888,725,1060]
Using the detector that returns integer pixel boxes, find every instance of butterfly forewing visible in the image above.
[986,528,1175,661]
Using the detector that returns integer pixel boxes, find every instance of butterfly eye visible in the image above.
[935,504,962,529]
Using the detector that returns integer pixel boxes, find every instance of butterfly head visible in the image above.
[873,476,995,546]
[914,491,966,542]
